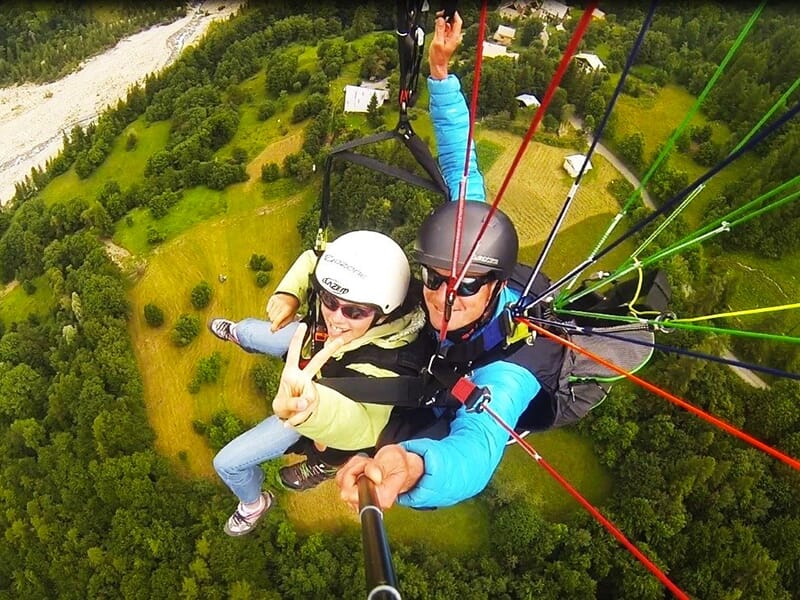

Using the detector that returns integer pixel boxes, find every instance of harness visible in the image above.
[306,1,452,354]
[317,263,669,445]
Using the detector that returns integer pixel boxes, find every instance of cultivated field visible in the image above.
[479,128,632,278]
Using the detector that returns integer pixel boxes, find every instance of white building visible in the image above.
[539,0,570,22]
[493,24,516,45]
[516,93,541,108]
[482,40,519,60]
[563,154,593,178]
[574,52,606,72]
[343,85,390,113]
[498,0,536,20]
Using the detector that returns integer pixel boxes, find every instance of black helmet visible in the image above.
[414,201,519,279]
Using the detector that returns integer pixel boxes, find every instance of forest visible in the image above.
[0,1,799,598]
[0,2,186,86]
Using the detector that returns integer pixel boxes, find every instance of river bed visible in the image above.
[0,1,244,206]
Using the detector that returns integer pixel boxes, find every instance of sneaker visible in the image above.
[279,458,338,491]
[223,491,274,537]
[209,318,237,343]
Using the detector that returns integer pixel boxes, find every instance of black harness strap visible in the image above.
[316,0,450,250]
[335,150,447,196]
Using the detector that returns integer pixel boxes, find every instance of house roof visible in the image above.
[574,52,606,71]
[482,41,519,60]
[495,25,516,39]
[540,0,570,20]
[516,93,541,107]
[343,85,390,113]
[563,154,593,177]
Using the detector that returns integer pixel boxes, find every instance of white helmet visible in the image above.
[314,231,410,315]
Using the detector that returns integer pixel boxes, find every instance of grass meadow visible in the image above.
[605,82,760,229]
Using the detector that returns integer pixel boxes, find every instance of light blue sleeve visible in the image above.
[397,360,540,508]
[428,75,486,203]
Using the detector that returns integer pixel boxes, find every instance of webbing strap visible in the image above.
[317,375,429,407]
[317,125,449,246]
[334,150,446,195]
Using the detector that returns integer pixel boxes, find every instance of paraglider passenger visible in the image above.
[210,231,424,535]
[274,12,543,510]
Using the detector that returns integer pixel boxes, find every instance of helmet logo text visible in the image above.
[474,255,499,265]
[321,278,349,295]
[322,254,366,278]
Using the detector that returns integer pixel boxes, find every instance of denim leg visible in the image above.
[233,318,300,355]
[213,415,301,504]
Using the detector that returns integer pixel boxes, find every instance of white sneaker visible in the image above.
[209,318,238,343]
[223,491,274,537]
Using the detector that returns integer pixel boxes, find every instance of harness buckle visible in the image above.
[451,377,491,413]
[501,307,531,348]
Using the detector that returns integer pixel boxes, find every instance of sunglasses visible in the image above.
[318,288,377,320]
[420,265,494,297]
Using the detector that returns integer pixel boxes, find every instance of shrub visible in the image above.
[146,226,165,245]
[188,352,222,393]
[261,163,280,182]
[190,281,212,309]
[144,303,165,327]
[231,147,248,164]
[252,357,284,397]
[207,410,246,451]
[607,178,634,203]
[248,254,273,272]
[125,132,138,151]
[255,271,271,287]
[257,102,275,121]
[172,314,200,346]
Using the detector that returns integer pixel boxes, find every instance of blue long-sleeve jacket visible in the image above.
[397,75,541,508]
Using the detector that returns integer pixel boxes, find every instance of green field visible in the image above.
[0,276,52,326]
[606,82,760,228]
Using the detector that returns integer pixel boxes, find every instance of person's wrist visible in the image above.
[429,65,448,80]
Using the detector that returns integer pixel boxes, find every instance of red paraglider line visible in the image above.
[520,318,800,471]
[485,407,690,600]
[442,1,596,342]
[456,0,598,288]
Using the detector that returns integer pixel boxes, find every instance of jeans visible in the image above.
[213,319,302,504]
[213,415,301,504]
[233,318,300,355]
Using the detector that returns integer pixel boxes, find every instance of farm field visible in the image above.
[127,189,312,476]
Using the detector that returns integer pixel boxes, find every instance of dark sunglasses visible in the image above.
[420,265,494,297]
[318,288,377,320]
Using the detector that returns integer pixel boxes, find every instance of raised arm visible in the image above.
[427,11,485,203]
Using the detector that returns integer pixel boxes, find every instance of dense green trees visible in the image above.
[0,3,185,85]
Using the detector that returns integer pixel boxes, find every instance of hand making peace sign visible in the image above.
[272,323,344,427]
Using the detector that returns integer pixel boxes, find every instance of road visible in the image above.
[568,114,655,208]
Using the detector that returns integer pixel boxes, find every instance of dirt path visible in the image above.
[0,1,244,206]
[0,280,20,300]
[721,350,769,389]
[568,115,655,209]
